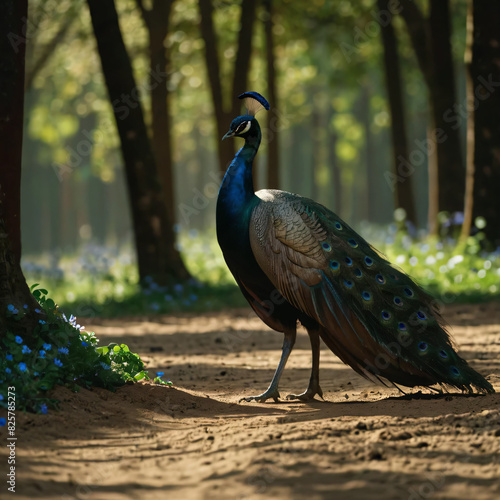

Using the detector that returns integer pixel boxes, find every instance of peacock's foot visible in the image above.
[286,383,324,402]
[239,387,281,403]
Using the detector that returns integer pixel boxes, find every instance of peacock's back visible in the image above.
[250,189,493,393]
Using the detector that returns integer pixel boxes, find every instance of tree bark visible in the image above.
[470,1,500,244]
[378,0,417,225]
[0,0,45,341]
[399,0,465,216]
[0,0,27,264]
[264,0,279,189]
[460,0,475,243]
[199,0,258,174]
[198,0,234,173]
[361,83,378,222]
[428,0,465,215]
[230,0,258,117]
[87,0,190,283]
[327,107,341,214]
[135,0,176,221]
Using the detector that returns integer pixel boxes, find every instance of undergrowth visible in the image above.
[20,227,500,318]
[0,286,169,418]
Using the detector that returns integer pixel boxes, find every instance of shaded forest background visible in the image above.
[17,0,500,279]
[20,0,485,256]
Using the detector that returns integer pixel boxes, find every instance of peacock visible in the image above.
[216,91,494,403]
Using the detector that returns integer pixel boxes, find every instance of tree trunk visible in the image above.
[310,107,321,201]
[230,0,258,113]
[199,0,258,174]
[470,1,500,244]
[0,0,45,342]
[460,0,475,243]
[378,0,417,225]
[361,83,378,222]
[87,0,190,284]
[136,0,176,222]
[198,0,234,173]
[399,0,465,217]
[428,0,465,214]
[327,108,341,214]
[264,0,279,189]
[0,1,27,264]
[427,126,439,236]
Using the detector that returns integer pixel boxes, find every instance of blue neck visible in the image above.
[217,128,261,219]
[216,123,261,254]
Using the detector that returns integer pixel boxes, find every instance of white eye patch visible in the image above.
[235,121,251,135]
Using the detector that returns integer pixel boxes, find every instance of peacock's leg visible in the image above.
[286,328,324,401]
[240,328,296,403]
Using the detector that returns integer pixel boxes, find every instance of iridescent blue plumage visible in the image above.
[216,91,494,403]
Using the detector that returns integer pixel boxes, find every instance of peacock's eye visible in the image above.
[235,121,251,135]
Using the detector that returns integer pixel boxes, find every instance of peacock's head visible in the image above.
[222,115,256,140]
[222,91,270,141]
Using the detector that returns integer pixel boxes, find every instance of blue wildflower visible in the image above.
[0,395,3,400]
[35,308,41,313]
[173,283,183,293]
[6,354,13,361]
[0,418,6,426]
[5,368,11,374]
[23,304,28,309]
[39,350,46,358]
[15,336,23,344]
[164,294,173,302]
[43,343,52,350]
[54,358,63,368]
[40,403,48,415]
[156,371,165,377]
[189,294,198,302]
[99,362,110,370]
[7,304,14,311]
[58,347,69,355]
[12,308,18,314]
[22,345,31,354]
[81,341,88,347]
[150,303,160,311]
[39,320,46,325]
[34,372,39,376]
[19,362,27,372]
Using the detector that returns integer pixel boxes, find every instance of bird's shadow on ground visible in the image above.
[18,382,499,448]
[270,390,500,422]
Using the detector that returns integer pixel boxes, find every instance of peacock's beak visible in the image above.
[222,130,235,141]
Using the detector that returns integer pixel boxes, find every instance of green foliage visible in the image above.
[20,229,500,323]
[0,287,152,415]
[22,233,246,317]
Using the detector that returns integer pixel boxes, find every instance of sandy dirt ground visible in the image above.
[3,302,500,500]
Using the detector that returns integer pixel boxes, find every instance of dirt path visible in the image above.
[4,302,500,500]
